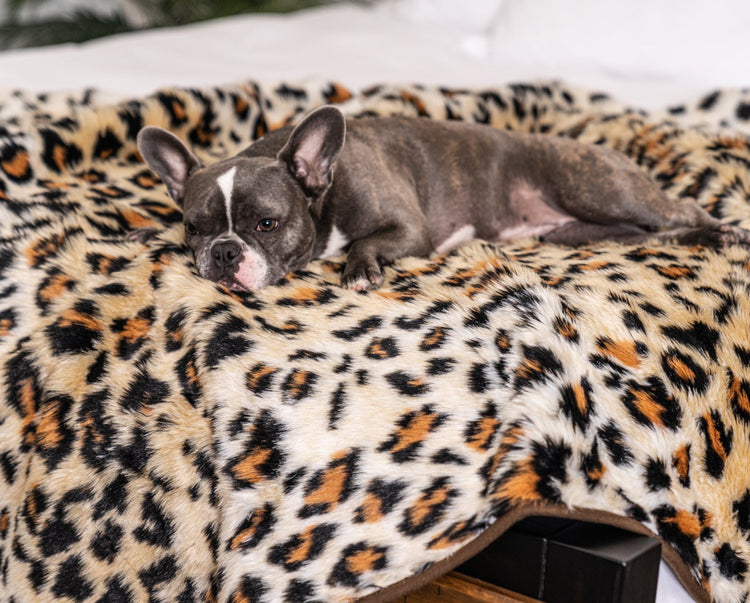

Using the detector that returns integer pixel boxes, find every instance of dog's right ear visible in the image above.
[137,126,202,205]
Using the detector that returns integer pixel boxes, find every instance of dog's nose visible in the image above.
[211,240,242,268]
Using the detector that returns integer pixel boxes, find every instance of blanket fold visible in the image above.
[1,78,750,602]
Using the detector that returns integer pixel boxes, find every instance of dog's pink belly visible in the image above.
[496,179,574,241]
[435,179,575,250]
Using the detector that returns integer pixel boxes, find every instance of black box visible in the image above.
[456,517,661,602]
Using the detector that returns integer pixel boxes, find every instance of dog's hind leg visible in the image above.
[540,216,750,248]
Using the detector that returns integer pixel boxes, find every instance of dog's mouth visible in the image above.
[218,276,251,293]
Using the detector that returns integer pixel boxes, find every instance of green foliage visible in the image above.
[0,0,343,49]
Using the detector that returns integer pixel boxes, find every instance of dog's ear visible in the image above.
[137,126,202,205]
[278,106,346,198]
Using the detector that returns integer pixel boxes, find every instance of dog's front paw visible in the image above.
[128,227,161,244]
[341,258,384,290]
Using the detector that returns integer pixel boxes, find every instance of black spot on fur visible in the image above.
[52,555,93,601]
[599,421,634,466]
[736,102,750,121]
[268,524,337,570]
[90,520,123,562]
[698,90,720,111]
[138,555,177,593]
[97,575,135,603]
[716,543,748,581]
[646,458,671,491]
[133,493,175,548]
[205,316,252,368]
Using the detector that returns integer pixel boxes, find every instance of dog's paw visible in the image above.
[695,224,750,248]
[341,259,384,290]
[716,224,750,247]
[128,227,161,244]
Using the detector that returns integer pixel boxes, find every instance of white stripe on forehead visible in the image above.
[217,166,237,233]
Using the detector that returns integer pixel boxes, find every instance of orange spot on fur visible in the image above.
[400,91,428,115]
[292,287,321,302]
[39,273,72,301]
[673,445,690,484]
[0,317,13,336]
[663,510,701,538]
[657,265,694,279]
[630,388,666,428]
[20,378,37,446]
[59,309,101,333]
[232,448,273,484]
[494,457,541,502]
[730,377,750,414]
[286,370,313,399]
[305,464,347,510]
[409,483,452,526]
[52,145,67,172]
[495,331,511,351]
[571,382,588,415]
[358,492,384,523]
[36,402,62,448]
[702,413,728,463]
[556,320,577,339]
[230,508,269,550]
[234,96,249,115]
[172,101,186,121]
[346,547,385,573]
[285,525,317,565]
[136,173,159,188]
[580,260,611,271]
[585,462,606,483]
[24,233,65,267]
[467,416,499,452]
[428,521,475,550]
[390,410,439,455]
[515,358,544,381]
[327,83,353,104]
[666,355,696,383]
[120,208,157,229]
[1,150,30,178]
[598,339,640,368]
[247,365,278,392]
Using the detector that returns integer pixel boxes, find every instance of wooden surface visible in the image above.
[402,572,540,603]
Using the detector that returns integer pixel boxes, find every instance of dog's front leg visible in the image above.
[342,223,432,290]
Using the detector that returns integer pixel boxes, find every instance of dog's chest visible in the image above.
[319,224,350,258]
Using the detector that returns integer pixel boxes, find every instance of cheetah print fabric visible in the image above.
[1,79,750,602]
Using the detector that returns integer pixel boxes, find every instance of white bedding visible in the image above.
[2,2,743,601]
[0,0,748,111]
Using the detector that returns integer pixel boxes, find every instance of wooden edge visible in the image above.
[357,502,709,603]
[410,572,541,602]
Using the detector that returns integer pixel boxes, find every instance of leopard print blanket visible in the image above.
[1,79,750,603]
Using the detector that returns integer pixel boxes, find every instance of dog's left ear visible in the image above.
[278,106,346,198]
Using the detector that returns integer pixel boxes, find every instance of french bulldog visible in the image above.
[136,105,750,291]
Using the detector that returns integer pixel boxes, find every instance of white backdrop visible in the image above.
[0,0,747,111]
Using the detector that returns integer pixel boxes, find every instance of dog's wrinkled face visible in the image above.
[137,106,346,291]
[181,158,315,291]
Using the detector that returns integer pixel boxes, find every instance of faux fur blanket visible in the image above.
[1,79,750,603]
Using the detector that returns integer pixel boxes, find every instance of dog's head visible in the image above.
[137,106,346,291]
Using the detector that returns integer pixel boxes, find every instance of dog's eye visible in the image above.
[256,218,279,232]
[185,222,198,236]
